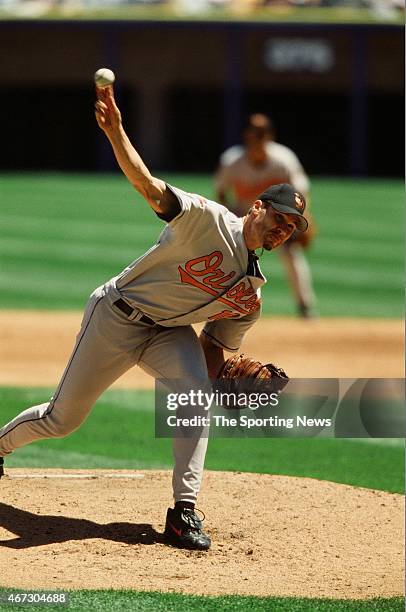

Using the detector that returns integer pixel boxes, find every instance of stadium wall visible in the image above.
[0,20,403,176]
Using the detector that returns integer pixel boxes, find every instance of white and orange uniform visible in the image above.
[216,142,316,315]
[0,185,264,504]
[215,142,310,216]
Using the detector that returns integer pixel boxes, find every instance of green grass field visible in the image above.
[0,173,403,317]
[0,590,403,612]
[0,174,404,610]
[0,386,404,610]
[1,387,403,494]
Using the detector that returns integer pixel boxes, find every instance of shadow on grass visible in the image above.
[0,503,163,548]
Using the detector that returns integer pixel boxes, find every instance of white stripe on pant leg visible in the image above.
[0,289,157,460]
[0,296,104,457]
[48,295,104,409]
[0,401,76,456]
[0,403,49,455]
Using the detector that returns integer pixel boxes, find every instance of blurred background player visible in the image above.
[215,113,317,318]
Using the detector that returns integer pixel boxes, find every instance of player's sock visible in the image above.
[175,501,195,511]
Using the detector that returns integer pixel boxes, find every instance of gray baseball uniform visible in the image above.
[0,185,263,503]
[215,142,316,317]
[215,141,310,216]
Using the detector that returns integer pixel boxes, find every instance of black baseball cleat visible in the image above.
[0,457,4,479]
[164,506,211,551]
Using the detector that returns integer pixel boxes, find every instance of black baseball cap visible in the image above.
[258,183,308,232]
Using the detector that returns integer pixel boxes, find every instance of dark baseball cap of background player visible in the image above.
[258,183,308,233]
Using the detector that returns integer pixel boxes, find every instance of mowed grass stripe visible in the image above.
[319,225,403,240]
[0,174,403,317]
[257,253,402,316]
[6,446,170,470]
[1,387,403,493]
[1,202,401,239]
[0,269,105,294]
[313,177,402,201]
[0,173,142,218]
[4,234,401,267]
[315,239,400,261]
[0,239,142,267]
[0,589,403,612]
[2,242,402,287]
[263,256,403,287]
[0,271,401,317]
[1,215,158,241]
[309,265,403,288]
[264,296,401,319]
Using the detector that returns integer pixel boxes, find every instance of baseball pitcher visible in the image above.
[0,86,309,551]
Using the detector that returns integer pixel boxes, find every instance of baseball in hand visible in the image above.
[94,68,115,88]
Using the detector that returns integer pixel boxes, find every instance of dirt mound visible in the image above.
[0,311,403,388]
[0,469,403,599]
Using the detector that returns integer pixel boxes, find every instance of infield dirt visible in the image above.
[0,311,403,387]
[0,311,404,599]
[0,469,404,599]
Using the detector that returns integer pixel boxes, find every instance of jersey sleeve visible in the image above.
[214,163,233,194]
[268,143,310,196]
[162,184,225,244]
[282,151,310,195]
[201,307,261,353]
[163,183,207,222]
[219,145,244,167]
[289,162,310,196]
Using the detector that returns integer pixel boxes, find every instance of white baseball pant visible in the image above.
[0,284,210,504]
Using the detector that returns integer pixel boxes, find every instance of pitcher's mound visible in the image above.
[0,469,403,599]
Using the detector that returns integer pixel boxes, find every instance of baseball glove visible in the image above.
[215,354,289,409]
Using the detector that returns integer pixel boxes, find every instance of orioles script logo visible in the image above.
[178,251,260,319]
